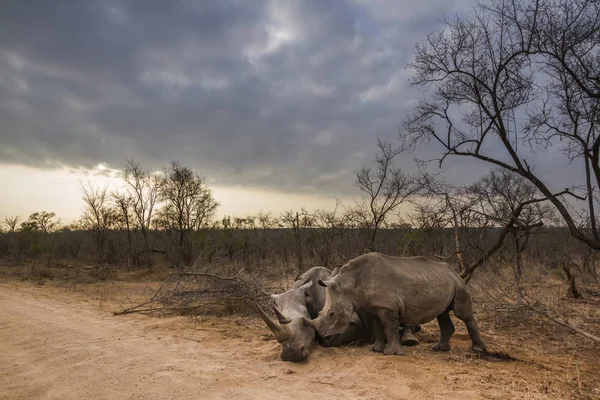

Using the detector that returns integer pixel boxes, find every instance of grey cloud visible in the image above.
[1,0,487,197]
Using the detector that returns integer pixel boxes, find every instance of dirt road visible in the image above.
[0,283,583,399]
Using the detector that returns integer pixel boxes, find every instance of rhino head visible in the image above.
[303,277,355,339]
[255,281,315,362]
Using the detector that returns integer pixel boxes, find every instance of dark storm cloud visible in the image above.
[0,0,483,196]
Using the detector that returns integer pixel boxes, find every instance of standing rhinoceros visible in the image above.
[304,252,487,356]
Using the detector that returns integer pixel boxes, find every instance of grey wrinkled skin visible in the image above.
[305,252,487,356]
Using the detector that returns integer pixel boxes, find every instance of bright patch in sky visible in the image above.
[0,164,356,224]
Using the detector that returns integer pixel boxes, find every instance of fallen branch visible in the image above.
[112,267,273,316]
[524,303,600,344]
[113,306,174,316]
[175,270,270,297]
[478,274,600,344]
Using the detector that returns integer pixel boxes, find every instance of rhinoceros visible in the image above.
[254,268,369,361]
[304,252,487,356]
[292,266,420,346]
[256,265,421,361]
[290,267,372,348]
[254,280,315,361]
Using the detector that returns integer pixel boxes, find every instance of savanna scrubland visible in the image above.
[1,158,599,399]
[2,0,600,398]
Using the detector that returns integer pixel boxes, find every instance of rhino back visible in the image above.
[340,252,465,324]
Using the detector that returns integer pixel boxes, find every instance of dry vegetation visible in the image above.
[1,221,599,398]
[2,0,600,398]
[1,251,599,399]
[1,130,599,399]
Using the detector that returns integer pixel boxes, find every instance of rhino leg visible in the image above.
[400,324,419,346]
[431,310,454,352]
[366,314,386,353]
[452,288,487,353]
[376,309,404,356]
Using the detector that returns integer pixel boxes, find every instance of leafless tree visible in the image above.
[280,209,314,274]
[155,161,218,265]
[78,181,118,262]
[355,139,420,251]
[413,171,481,269]
[401,198,453,258]
[255,212,277,260]
[123,160,160,262]
[307,200,349,268]
[410,170,553,281]
[402,0,600,250]
[3,216,20,233]
[112,191,134,264]
[469,168,555,279]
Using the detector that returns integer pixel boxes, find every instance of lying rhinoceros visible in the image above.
[304,252,487,356]
[254,268,369,361]
[255,280,315,361]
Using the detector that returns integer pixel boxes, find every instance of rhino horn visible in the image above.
[302,317,317,329]
[272,305,292,325]
[254,301,290,341]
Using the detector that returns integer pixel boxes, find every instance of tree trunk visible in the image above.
[562,264,584,299]
[513,231,524,282]
[293,213,303,273]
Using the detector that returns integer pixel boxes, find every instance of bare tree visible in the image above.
[355,139,420,251]
[401,198,453,258]
[307,200,348,268]
[402,0,600,250]
[20,211,59,233]
[155,161,219,265]
[112,191,134,264]
[78,181,118,262]
[413,171,481,269]
[3,216,20,233]
[469,168,555,279]
[280,209,314,274]
[123,160,160,262]
[255,212,277,260]
[411,170,553,280]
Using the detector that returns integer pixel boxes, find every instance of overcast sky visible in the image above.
[0,0,582,223]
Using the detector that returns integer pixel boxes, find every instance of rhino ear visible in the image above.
[349,313,361,327]
[318,279,338,290]
[297,280,313,292]
[296,280,313,297]
[292,277,309,289]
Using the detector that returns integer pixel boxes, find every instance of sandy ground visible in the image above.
[0,281,598,400]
